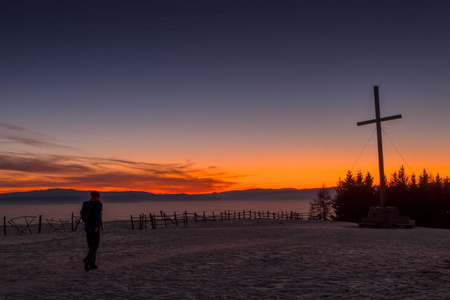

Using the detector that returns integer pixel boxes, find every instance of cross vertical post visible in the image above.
[357,86,402,208]
[374,86,386,207]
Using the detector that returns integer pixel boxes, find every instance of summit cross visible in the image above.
[357,86,402,208]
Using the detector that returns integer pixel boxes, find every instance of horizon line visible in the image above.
[0,186,337,195]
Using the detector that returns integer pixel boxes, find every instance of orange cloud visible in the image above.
[0,122,241,193]
[0,152,239,194]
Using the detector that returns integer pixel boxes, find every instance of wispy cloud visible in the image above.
[0,122,75,150]
[0,135,76,149]
[0,152,93,174]
[0,122,240,193]
[0,152,238,193]
[0,122,27,131]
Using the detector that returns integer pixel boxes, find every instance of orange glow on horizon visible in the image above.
[2,145,450,195]
[3,164,450,195]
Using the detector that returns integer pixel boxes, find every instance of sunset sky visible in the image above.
[1,0,449,193]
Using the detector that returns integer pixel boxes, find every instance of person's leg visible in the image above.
[83,232,94,271]
[90,231,100,267]
[86,232,96,264]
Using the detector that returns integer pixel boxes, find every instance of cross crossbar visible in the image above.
[357,114,402,126]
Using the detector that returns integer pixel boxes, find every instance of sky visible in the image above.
[1,0,449,194]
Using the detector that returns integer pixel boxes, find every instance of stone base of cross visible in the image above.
[358,206,415,228]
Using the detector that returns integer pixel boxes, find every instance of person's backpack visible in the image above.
[80,201,92,222]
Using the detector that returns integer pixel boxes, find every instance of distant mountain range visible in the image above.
[0,188,336,204]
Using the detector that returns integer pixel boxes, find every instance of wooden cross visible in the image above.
[357,86,402,207]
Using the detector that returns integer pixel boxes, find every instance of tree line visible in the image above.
[310,166,450,228]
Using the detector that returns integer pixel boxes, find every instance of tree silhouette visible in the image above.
[386,165,410,214]
[309,185,334,220]
[333,166,450,228]
[332,171,377,222]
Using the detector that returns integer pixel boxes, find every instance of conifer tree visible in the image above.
[334,167,450,228]
[386,165,410,212]
[443,177,450,227]
[333,171,377,222]
[309,185,334,220]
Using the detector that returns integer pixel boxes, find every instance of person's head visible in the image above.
[90,191,100,200]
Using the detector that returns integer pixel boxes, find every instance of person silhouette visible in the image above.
[82,191,103,271]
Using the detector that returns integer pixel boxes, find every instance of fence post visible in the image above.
[144,214,147,229]
[38,215,42,233]
[164,213,168,227]
[184,211,188,225]
[3,216,6,236]
[71,213,74,231]
[194,212,198,223]
[212,211,216,222]
[130,215,135,230]
[149,213,155,229]
[159,211,166,227]
[203,211,207,222]
[174,212,178,226]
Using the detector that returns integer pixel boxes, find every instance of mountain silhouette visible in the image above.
[0,188,335,204]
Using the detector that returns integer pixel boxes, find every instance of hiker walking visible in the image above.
[81,191,103,271]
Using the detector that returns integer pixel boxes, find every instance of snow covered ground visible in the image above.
[1,220,450,299]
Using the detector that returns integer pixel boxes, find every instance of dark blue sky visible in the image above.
[1,0,450,192]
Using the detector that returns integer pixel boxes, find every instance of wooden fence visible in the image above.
[3,210,314,235]
[130,210,315,230]
[2,213,85,235]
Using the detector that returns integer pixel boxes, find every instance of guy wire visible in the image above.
[382,127,414,174]
[351,127,376,172]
